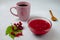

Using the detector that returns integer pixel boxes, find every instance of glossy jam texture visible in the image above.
[28,19,51,35]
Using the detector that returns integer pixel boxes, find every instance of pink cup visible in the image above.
[10,1,31,21]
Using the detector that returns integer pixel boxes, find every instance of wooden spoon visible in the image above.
[49,10,57,21]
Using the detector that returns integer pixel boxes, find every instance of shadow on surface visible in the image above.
[33,28,56,40]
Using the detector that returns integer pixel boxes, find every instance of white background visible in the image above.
[0,0,60,40]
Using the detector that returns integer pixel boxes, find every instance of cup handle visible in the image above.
[10,7,18,17]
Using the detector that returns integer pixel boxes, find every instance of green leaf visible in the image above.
[9,33,15,40]
[6,25,12,35]
[14,30,22,34]
[6,25,23,40]
[14,25,17,30]
[18,30,22,32]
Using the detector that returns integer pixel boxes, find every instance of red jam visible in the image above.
[28,19,51,35]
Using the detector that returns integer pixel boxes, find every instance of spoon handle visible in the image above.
[49,10,54,17]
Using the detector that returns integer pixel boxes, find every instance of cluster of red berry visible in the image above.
[11,22,23,37]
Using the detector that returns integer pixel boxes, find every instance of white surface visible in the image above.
[0,0,60,40]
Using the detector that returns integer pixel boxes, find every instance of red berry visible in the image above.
[18,26,23,30]
[19,22,22,25]
[14,23,17,26]
[19,32,22,36]
[17,23,19,25]
[16,32,22,37]
[11,32,15,35]
[12,25,14,30]
[16,23,20,27]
